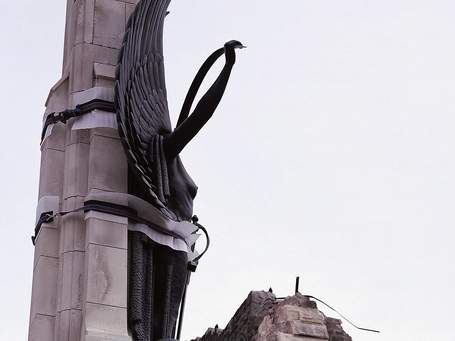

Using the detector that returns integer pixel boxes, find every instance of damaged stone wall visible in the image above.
[192,291,352,341]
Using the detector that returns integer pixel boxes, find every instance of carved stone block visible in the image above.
[33,226,60,268]
[84,244,128,308]
[55,309,82,341]
[58,250,85,311]
[85,212,128,249]
[81,302,130,340]
[88,133,127,193]
[29,256,59,319]
[39,148,65,198]
[94,0,126,49]
[28,314,55,341]
[63,141,90,198]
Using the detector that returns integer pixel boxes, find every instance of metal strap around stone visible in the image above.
[40,99,116,142]
[32,199,188,246]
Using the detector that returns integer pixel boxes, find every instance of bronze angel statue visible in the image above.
[115,0,244,340]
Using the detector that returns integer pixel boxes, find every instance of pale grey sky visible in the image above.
[1,1,454,340]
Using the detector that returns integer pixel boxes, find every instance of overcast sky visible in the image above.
[1,1,454,340]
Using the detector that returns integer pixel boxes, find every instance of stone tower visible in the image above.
[29,0,138,339]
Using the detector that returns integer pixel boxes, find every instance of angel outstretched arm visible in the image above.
[163,40,245,161]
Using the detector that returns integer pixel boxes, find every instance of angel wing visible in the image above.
[115,0,172,208]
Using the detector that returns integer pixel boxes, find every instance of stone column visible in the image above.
[29,0,137,340]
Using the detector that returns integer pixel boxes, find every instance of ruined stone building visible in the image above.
[192,291,352,341]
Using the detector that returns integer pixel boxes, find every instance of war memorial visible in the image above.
[29,1,363,340]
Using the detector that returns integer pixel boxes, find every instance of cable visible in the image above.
[190,215,210,263]
[303,295,380,333]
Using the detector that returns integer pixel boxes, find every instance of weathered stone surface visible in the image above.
[85,212,128,249]
[68,127,91,146]
[28,314,55,341]
[277,320,329,338]
[256,294,328,340]
[63,140,90,198]
[29,256,59,319]
[40,122,67,154]
[194,292,340,341]
[274,304,326,324]
[93,62,117,87]
[81,302,130,340]
[87,133,127,192]
[70,43,119,93]
[61,196,87,253]
[194,291,277,341]
[325,317,352,341]
[278,294,318,309]
[55,309,82,341]
[83,244,128,308]
[93,0,126,49]
[275,333,325,341]
[39,148,65,198]
[58,250,85,311]
[33,226,60,268]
